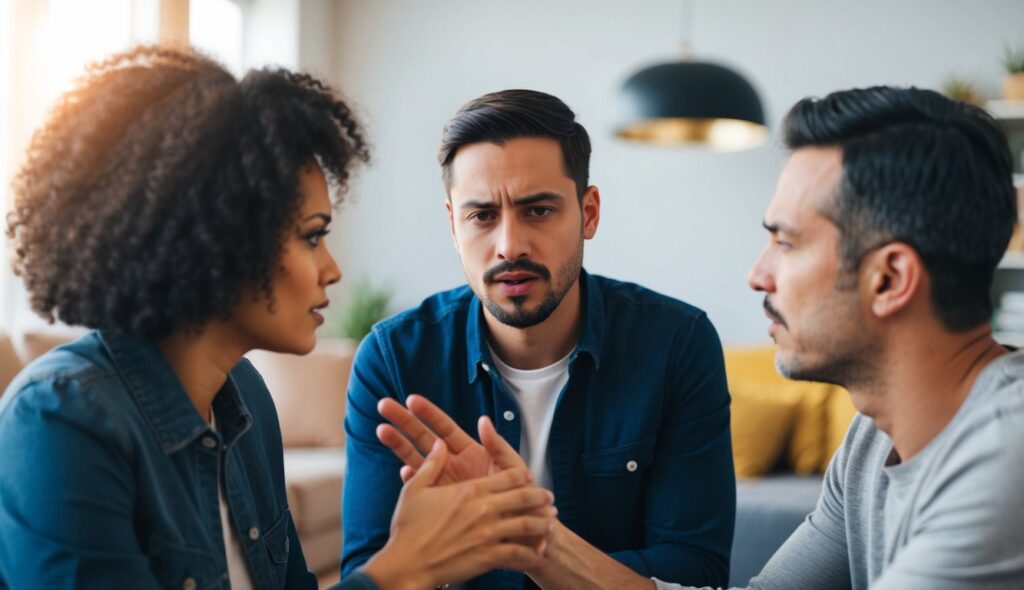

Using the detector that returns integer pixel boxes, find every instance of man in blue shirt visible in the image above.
[341,89,735,589]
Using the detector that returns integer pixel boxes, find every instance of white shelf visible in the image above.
[993,331,1024,347]
[987,100,1024,121]
[998,251,1024,269]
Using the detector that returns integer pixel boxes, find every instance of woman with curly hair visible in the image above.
[0,47,553,589]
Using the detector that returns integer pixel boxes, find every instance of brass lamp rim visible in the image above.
[615,116,768,152]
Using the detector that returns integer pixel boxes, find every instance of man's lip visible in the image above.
[310,300,329,312]
[494,272,538,282]
[497,278,537,297]
[762,300,784,326]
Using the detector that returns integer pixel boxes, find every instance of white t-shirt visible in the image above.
[488,347,571,491]
[211,414,254,590]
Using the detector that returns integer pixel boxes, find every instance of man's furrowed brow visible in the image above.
[459,199,499,210]
[763,220,799,235]
[512,192,565,207]
[458,192,565,210]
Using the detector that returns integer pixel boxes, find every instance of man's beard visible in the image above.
[770,292,878,389]
[481,242,583,329]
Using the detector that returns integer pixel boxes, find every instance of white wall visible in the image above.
[244,0,300,69]
[321,0,1024,345]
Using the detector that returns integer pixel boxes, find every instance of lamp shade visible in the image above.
[615,60,768,151]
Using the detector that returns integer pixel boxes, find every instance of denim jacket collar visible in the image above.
[466,268,604,383]
[99,330,253,455]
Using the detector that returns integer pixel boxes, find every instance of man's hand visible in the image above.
[374,395,654,590]
[376,394,527,484]
[362,440,555,590]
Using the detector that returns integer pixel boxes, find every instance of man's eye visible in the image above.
[774,239,792,250]
[304,228,330,247]
[470,211,496,222]
[528,207,553,217]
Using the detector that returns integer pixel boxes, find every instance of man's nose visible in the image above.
[495,215,529,261]
[748,247,775,293]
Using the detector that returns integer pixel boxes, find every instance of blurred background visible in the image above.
[2,0,1024,346]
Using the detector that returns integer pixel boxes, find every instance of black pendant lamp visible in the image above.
[614,2,767,151]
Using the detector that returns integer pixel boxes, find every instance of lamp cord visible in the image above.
[679,0,695,59]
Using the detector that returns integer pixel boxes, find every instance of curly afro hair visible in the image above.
[8,45,370,341]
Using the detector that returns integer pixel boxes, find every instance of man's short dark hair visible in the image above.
[437,89,591,200]
[783,86,1017,331]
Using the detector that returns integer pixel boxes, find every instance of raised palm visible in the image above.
[377,395,527,485]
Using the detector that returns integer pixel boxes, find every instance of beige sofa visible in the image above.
[247,339,354,579]
[0,330,354,582]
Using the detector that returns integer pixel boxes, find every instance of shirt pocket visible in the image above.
[580,437,658,540]
[261,509,292,589]
[582,436,657,477]
[147,532,221,590]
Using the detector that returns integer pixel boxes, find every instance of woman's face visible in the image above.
[230,164,341,355]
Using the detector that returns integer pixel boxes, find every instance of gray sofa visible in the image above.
[729,475,823,586]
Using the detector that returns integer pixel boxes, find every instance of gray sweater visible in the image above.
[661,350,1024,590]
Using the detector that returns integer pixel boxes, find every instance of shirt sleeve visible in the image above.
[0,380,163,589]
[648,422,854,590]
[607,313,736,586]
[341,330,407,576]
[731,424,853,590]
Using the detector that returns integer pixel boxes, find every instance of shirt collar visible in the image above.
[99,330,253,455]
[465,268,604,383]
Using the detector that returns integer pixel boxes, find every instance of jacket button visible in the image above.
[502,410,515,422]
[626,460,638,473]
[481,362,491,372]
[248,527,260,541]
[200,436,216,449]
[182,577,197,590]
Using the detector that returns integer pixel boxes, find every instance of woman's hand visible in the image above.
[361,439,555,590]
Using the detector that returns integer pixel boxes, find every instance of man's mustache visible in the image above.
[763,297,787,328]
[483,260,551,284]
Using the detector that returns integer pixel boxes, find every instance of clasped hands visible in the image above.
[375,394,556,581]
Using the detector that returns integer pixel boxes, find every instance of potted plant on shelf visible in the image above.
[941,76,982,106]
[1002,44,1024,101]
[334,277,393,342]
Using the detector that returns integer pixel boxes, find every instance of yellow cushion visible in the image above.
[724,346,834,474]
[729,384,800,477]
[823,389,858,470]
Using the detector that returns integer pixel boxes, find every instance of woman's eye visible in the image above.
[304,228,330,247]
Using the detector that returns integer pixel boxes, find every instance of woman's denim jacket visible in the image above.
[0,330,319,589]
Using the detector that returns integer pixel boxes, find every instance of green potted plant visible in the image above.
[940,76,981,106]
[1001,43,1024,101]
[333,277,393,342]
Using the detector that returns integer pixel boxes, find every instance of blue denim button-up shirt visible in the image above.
[342,271,736,589]
[0,330,320,589]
